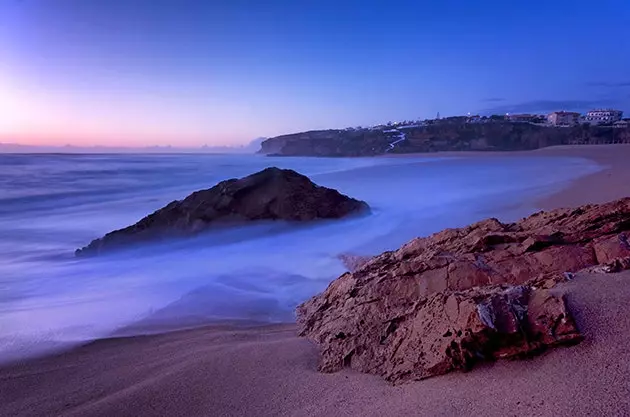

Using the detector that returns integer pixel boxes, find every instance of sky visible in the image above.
[1,0,629,147]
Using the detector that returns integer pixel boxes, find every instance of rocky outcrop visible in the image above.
[77,167,369,256]
[297,197,630,383]
[300,283,580,382]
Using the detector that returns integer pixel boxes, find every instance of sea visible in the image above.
[0,153,602,362]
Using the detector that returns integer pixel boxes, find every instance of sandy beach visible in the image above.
[2,145,630,417]
[533,145,630,209]
[385,144,630,210]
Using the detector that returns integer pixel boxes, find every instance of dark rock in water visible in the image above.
[76,167,369,256]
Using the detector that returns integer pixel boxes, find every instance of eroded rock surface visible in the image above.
[77,167,369,256]
[298,197,630,383]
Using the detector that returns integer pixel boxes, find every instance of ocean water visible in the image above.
[0,153,602,362]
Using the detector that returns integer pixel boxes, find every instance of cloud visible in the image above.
[480,99,610,115]
[480,97,506,102]
[586,81,630,87]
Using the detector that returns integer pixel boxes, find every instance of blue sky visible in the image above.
[1,0,629,146]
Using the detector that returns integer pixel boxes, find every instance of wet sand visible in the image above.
[532,144,630,209]
[384,144,630,210]
[3,271,630,417]
[2,145,630,417]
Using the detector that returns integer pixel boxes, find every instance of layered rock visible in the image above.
[297,197,630,383]
[77,167,369,256]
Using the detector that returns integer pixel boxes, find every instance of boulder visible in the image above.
[297,197,630,383]
[299,284,581,383]
[77,167,369,256]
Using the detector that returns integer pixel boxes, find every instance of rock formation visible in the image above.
[297,197,630,383]
[77,167,369,256]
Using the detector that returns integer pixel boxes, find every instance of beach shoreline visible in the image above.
[3,144,630,417]
[383,144,630,210]
[532,145,630,209]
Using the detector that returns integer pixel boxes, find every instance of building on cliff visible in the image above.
[584,109,623,125]
[547,111,580,126]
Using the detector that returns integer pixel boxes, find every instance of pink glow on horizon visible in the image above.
[0,71,289,148]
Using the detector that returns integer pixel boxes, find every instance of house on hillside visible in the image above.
[584,109,623,125]
[547,111,580,126]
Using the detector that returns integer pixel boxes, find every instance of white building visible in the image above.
[584,109,623,125]
[547,111,580,126]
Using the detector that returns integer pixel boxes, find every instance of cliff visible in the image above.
[259,123,630,157]
[258,129,392,157]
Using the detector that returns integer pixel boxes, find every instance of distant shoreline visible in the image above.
[259,123,630,157]
[380,144,630,209]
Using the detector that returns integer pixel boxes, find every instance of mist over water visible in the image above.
[0,153,602,362]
